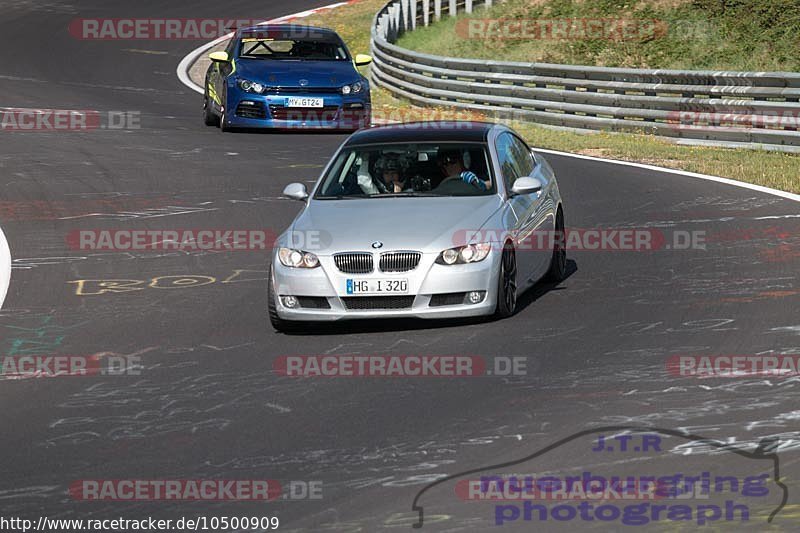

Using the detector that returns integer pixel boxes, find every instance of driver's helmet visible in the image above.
[376,154,403,174]
[438,149,471,172]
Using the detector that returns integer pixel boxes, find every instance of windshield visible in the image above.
[315,143,496,199]
[237,38,349,61]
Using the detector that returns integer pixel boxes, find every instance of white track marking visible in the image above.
[0,225,9,309]
[534,147,800,203]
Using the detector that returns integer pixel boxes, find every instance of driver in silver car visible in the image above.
[355,154,408,194]
[437,149,491,191]
[379,155,408,193]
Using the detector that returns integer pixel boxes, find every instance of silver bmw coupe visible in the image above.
[269,122,566,331]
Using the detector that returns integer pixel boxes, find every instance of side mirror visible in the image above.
[354,54,373,66]
[511,176,544,196]
[209,51,230,63]
[283,183,309,201]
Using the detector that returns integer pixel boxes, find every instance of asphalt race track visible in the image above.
[0,1,799,531]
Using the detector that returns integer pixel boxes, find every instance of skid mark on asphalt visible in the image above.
[672,432,800,454]
[650,195,786,218]
[165,342,256,353]
[12,256,88,270]
[5,1,77,14]
[0,197,181,221]
[42,364,310,447]
[58,205,217,220]
[522,325,585,341]
[322,343,376,355]
[201,428,533,487]
[0,485,61,500]
[771,326,800,335]
[122,49,169,55]
[613,318,737,336]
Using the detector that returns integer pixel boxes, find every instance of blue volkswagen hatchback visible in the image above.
[204,25,372,132]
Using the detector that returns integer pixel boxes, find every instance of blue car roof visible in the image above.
[236,24,340,39]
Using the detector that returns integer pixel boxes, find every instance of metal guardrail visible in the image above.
[370,0,800,149]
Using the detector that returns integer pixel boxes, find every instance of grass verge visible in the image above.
[396,0,800,71]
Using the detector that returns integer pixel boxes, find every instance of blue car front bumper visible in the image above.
[224,90,371,130]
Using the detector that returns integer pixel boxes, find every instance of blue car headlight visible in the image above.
[436,243,492,265]
[278,248,320,269]
[341,82,364,95]
[238,78,266,94]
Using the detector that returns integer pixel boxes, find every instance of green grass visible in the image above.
[397,0,800,71]
[301,0,800,194]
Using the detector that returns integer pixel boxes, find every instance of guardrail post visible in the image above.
[423,0,430,26]
[485,0,493,8]
[410,0,418,29]
[378,13,388,40]
[465,0,473,13]
[449,0,457,17]
[434,0,442,22]
[389,3,400,41]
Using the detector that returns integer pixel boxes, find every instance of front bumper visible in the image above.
[271,251,501,321]
[226,90,370,130]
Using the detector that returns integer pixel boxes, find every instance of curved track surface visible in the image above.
[0,1,799,531]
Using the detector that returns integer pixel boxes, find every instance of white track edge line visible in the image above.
[533,147,800,203]
[0,225,10,310]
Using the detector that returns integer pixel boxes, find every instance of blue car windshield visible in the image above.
[238,38,349,61]
[315,143,496,198]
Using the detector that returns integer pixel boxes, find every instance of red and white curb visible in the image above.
[177,1,357,94]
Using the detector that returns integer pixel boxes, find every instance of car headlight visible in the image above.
[436,243,492,265]
[341,82,363,95]
[238,78,265,94]
[278,248,320,268]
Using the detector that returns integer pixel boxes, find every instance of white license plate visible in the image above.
[286,97,324,108]
[346,279,408,295]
